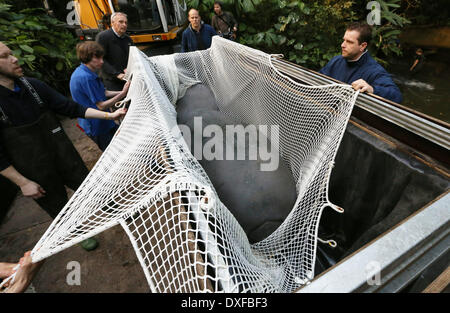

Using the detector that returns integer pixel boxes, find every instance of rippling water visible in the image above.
[388,55,450,124]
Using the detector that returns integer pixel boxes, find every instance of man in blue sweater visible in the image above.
[320,22,402,103]
[181,9,217,52]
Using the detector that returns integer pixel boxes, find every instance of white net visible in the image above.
[4,37,358,292]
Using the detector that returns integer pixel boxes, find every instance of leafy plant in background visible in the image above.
[0,2,78,94]
[401,0,449,26]
[187,0,409,70]
[360,0,410,66]
[248,0,355,69]
[189,0,262,22]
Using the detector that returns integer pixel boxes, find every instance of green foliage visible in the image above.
[187,0,410,70]
[0,3,78,94]
[401,0,449,26]
[2,0,42,11]
[365,0,410,66]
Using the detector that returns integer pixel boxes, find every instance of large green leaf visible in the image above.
[32,45,49,54]
[267,31,278,44]
[241,0,256,12]
[12,49,21,57]
[383,30,401,38]
[24,54,36,62]
[24,20,45,30]
[19,44,34,53]
[254,32,265,44]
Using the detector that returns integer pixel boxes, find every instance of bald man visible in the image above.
[181,9,217,52]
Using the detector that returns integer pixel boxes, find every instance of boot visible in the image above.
[79,237,98,251]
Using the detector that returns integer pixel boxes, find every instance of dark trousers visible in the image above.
[1,111,89,219]
[34,168,87,218]
[89,125,119,151]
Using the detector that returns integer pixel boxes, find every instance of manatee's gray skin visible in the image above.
[176,83,220,117]
[176,84,297,243]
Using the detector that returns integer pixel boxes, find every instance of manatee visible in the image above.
[176,84,297,243]
[176,83,220,121]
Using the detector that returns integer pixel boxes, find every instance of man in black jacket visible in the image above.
[96,12,133,91]
[0,42,126,250]
[211,1,238,40]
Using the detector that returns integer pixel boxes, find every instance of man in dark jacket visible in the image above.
[320,22,402,103]
[96,12,133,91]
[0,42,126,249]
[181,9,216,52]
[211,1,238,40]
